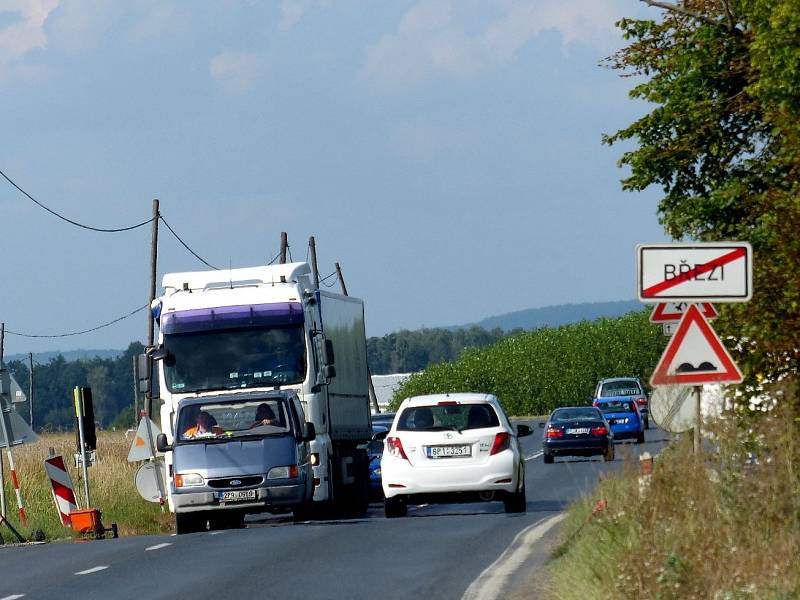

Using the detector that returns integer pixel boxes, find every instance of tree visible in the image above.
[605,0,800,400]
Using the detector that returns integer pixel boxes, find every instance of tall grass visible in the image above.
[550,383,800,599]
[0,432,172,542]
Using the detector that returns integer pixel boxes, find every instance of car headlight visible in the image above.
[267,465,299,479]
[175,473,204,488]
[373,468,382,476]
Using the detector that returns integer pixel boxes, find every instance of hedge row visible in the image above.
[390,310,666,416]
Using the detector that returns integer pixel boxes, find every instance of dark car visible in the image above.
[593,398,645,444]
[542,406,614,463]
[593,377,650,429]
[370,412,396,428]
[367,424,389,500]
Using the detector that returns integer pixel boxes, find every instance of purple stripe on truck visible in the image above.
[161,302,304,334]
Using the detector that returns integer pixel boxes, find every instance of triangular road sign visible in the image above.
[650,304,743,386]
[650,302,718,323]
[127,417,163,462]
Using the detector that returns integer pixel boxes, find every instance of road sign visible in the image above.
[650,304,743,386]
[44,455,79,524]
[127,416,163,462]
[650,302,718,323]
[0,370,27,403]
[135,460,167,503]
[0,398,38,448]
[637,242,752,303]
[662,323,678,336]
[649,385,695,433]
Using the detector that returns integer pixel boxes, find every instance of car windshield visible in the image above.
[164,325,307,393]
[551,408,601,421]
[598,400,635,413]
[177,398,291,442]
[600,380,642,397]
[396,403,500,432]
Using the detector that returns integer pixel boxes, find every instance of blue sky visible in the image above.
[0,0,667,355]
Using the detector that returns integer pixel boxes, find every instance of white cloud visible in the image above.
[0,0,60,67]
[278,0,329,31]
[209,50,264,95]
[364,0,632,86]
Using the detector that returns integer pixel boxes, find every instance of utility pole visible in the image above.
[28,353,33,429]
[132,355,140,423]
[146,199,160,418]
[334,265,379,413]
[280,232,288,264]
[309,236,320,289]
[0,322,6,518]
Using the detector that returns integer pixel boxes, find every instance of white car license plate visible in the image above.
[221,489,257,502]
[426,445,471,458]
[566,428,590,435]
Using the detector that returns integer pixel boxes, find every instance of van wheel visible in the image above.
[384,496,407,518]
[175,512,207,534]
[292,502,314,522]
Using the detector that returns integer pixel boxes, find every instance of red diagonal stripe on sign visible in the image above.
[642,247,746,298]
[52,480,77,504]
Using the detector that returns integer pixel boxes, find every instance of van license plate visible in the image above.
[426,445,471,458]
[221,490,257,502]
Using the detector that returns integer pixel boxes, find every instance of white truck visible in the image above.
[150,262,372,526]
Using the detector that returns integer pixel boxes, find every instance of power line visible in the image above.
[5,304,148,338]
[0,168,154,233]
[320,270,338,288]
[159,214,220,270]
[267,251,280,265]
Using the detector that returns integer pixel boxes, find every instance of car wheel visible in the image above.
[384,496,407,518]
[645,418,650,430]
[636,431,645,444]
[175,512,207,535]
[504,469,526,513]
[543,452,554,464]
[603,445,615,462]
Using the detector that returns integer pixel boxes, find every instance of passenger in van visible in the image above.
[183,411,224,438]
[251,403,279,428]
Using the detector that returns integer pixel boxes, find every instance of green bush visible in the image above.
[391,310,665,416]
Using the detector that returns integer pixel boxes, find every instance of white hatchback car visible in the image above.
[380,393,532,517]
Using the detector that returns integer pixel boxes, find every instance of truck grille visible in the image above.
[208,476,263,489]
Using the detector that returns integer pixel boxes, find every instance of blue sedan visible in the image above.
[593,398,645,444]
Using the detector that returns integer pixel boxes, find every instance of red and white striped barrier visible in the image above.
[5,448,27,525]
[44,455,78,525]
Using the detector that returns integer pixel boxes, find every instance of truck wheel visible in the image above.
[175,512,207,534]
[292,502,314,522]
[384,496,407,518]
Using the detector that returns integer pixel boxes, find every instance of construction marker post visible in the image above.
[73,387,91,508]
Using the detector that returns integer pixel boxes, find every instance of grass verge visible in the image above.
[549,387,800,599]
[1,431,173,542]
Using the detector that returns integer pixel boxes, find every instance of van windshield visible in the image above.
[177,398,292,442]
[164,325,307,393]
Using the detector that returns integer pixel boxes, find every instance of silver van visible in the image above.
[157,390,315,534]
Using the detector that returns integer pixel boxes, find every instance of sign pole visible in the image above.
[74,387,91,508]
[0,322,6,519]
[693,385,702,454]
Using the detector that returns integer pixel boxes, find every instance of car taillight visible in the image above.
[490,432,510,455]
[636,397,647,405]
[545,427,564,439]
[591,426,608,436]
[386,436,408,460]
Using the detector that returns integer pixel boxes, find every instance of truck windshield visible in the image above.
[164,325,307,393]
[177,398,292,442]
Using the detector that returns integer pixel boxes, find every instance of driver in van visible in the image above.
[183,410,224,438]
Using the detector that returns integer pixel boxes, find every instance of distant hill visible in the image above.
[459,300,643,332]
[5,349,123,365]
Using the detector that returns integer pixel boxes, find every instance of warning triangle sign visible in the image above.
[650,304,743,386]
[127,417,163,463]
[650,302,718,323]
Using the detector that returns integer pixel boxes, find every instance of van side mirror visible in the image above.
[301,422,316,442]
[516,424,533,438]
[156,433,172,453]
[324,365,336,380]
[323,340,335,366]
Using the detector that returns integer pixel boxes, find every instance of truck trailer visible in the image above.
[150,262,372,531]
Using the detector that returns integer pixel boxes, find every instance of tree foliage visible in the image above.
[391,311,665,416]
[604,0,800,394]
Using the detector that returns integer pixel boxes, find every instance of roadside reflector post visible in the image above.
[73,387,91,508]
[638,451,653,498]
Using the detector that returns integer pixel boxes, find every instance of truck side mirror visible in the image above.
[301,422,316,442]
[149,346,175,367]
[156,433,172,453]
[323,339,335,366]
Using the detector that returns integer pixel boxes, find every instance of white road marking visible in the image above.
[524,450,544,461]
[461,513,565,600]
[145,542,172,551]
[1,594,26,599]
[209,531,224,536]
[75,566,109,576]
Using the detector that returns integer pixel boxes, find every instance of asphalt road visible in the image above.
[0,423,671,600]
